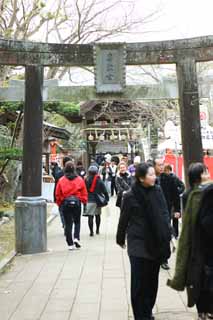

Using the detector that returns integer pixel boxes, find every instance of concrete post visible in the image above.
[176,58,203,184]
[15,65,47,254]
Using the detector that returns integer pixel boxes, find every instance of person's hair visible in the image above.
[76,161,83,167]
[164,164,172,172]
[64,161,75,174]
[88,171,96,177]
[188,162,208,188]
[63,156,71,167]
[135,162,154,182]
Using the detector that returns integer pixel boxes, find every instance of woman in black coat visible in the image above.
[116,162,171,320]
[115,162,132,208]
[85,165,109,236]
[196,184,213,319]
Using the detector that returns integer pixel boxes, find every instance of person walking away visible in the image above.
[51,156,71,229]
[167,163,213,320]
[116,162,171,320]
[154,158,180,270]
[164,163,185,238]
[115,162,132,209]
[76,161,86,179]
[90,157,99,169]
[99,160,113,197]
[85,166,109,236]
[110,160,118,196]
[55,161,88,250]
[128,156,141,177]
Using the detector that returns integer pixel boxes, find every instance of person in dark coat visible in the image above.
[85,166,109,236]
[154,158,181,270]
[164,163,185,239]
[196,184,213,319]
[76,161,86,179]
[110,160,118,196]
[115,162,132,208]
[99,160,113,196]
[116,162,171,320]
[167,162,212,320]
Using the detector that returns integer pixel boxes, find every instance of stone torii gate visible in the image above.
[0,36,212,254]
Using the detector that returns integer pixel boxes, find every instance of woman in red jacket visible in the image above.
[56,161,88,250]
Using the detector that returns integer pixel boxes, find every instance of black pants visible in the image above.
[88,215,101,233]
[63,207,81,246]
[111,177,117,196]
[172,217,179,238]
[129,256,160,320]
[197,261,213,314]
[197,290,213,313]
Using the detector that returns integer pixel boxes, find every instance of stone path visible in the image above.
[0,198,197,320]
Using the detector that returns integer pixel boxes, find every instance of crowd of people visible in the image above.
[50,154,213,320]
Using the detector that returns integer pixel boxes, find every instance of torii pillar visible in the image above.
[177,58,203,185]
[15,65,47,254]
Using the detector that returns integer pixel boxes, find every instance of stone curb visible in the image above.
[0,250,16,273]
[0,214,57,273]
[47,213,57,226]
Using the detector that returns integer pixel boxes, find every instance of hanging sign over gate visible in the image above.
[94,43,126,93]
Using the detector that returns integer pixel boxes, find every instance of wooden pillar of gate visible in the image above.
[22,66,44,196]
[15,65,47,254]
[176,58,203,185]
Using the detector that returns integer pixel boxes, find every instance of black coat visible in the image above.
[76,166,86,178]
[158,173,181,214]
[198,184,213,264]
[115,172,132,207]
[186,183,213,307]
[86,176,109,203]
[100,166,113,182]
[52,165,64,202]
[116,182,171,262]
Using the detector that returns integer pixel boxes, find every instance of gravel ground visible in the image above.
[0,220,15,261]
[0,202,56,262]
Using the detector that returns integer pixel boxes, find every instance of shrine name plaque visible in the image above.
[94,43,126,93]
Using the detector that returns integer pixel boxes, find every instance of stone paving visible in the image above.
[0,198,197,320]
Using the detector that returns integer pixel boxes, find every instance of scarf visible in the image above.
[89,175,99,193]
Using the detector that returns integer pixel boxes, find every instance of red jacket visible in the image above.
[55,175,88,206]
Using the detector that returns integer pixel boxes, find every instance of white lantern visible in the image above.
[99,134,105,141]
[121,134,126,140]
[88,133,94,141]
[131,134,137,140]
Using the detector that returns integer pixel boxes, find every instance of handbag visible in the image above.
[95,193,108,208]
[89,175,108,208]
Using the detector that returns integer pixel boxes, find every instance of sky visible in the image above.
[131,0,213,42]
[43,0,213,85]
